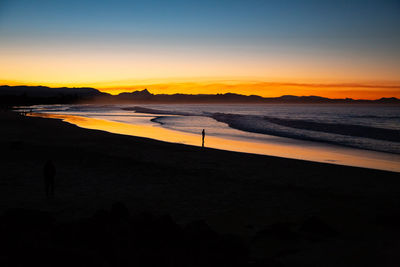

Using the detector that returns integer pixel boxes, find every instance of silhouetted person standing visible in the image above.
[43,160,55,198]
[202,129,205,148]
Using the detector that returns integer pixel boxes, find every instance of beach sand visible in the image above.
[1,110,399,265]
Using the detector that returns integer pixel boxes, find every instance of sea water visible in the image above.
[26,104,400,172]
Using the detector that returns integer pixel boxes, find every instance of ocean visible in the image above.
[26,103,400,172]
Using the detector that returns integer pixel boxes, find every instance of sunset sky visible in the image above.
[0,0,399,98]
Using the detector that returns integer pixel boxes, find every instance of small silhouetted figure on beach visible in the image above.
[202,129,205,148]
[43,160,55,198]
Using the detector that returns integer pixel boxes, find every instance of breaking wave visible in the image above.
[130,106,400,154]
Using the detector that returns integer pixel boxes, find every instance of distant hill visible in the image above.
[110,89,400,104]
[0,85,110,106]
[1,85,399,106]
[0,85,108,97]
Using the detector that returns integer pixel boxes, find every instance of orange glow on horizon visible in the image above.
[97,81,400,100]
[1,42,399,100]
[2,79,399,100]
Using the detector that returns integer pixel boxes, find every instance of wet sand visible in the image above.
[1,110,400,265]
[31,112,400,172]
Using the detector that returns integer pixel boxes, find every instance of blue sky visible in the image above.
[0,0,399,96]
[1,0,399,38]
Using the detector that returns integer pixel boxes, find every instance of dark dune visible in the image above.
[1,110,400,266]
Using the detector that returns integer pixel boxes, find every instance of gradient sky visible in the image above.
[0,0,399,98]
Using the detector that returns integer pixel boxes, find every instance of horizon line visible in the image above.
[1,84,399,101]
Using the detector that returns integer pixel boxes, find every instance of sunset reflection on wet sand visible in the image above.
[31,113,400,172]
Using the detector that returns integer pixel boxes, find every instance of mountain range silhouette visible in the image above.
[1,85,399,105]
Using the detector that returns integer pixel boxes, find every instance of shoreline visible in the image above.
[2,110,400,264]
[30,111,400,172]
[2,110,399,213]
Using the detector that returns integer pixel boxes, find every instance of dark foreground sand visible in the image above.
[1,111,400,266]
